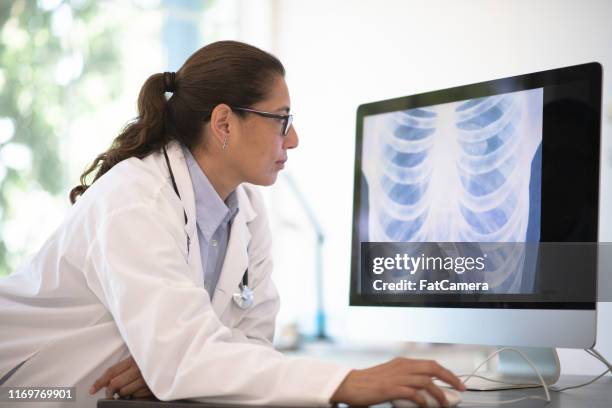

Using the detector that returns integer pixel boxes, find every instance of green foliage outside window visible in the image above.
[0,0,120,276]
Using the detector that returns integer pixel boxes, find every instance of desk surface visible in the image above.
[97,375,612,408]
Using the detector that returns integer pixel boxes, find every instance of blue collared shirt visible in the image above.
[183,146,239,299]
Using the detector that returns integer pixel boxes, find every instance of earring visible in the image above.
[223,135,228,150]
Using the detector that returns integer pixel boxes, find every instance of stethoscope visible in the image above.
[163,147,254,309]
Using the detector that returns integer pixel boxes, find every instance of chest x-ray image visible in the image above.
[360,88,543,293]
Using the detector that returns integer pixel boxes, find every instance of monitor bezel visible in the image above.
[350,62,602,310]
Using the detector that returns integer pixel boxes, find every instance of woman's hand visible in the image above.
[89,356,153,399]
[330,357,466,407]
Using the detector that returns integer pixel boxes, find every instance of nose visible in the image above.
[283,125,299,149]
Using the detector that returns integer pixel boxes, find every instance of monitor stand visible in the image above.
[465,347,560,390]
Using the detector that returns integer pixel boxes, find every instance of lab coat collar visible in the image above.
[182,145,238,242]
[164,141,198,241]
[165,141,256,224]
[164,141,257,317]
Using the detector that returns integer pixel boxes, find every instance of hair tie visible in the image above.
[163,71,176,93]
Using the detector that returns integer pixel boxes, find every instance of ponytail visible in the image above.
[69,73,169,203]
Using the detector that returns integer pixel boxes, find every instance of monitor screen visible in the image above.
[350,62,601,310]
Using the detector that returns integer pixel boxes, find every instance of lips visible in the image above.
[275,158,287,169]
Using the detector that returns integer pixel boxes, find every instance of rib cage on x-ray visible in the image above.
[365,90,543,292]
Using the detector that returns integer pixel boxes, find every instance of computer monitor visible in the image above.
[349,62,602,388]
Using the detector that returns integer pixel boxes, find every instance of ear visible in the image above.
[209,104,234,147]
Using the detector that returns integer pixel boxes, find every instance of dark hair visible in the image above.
[69,40,285,204]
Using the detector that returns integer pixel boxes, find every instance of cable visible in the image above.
[456,395,549,406]
[588,347,612,372]
[458,347,551,406]
[457,374,542,388]
[547,348,612,392]
[461,369,611,392]
[550,368,610,392]
[455,347,612,405]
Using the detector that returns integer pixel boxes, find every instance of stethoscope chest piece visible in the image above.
[233,283,254,309]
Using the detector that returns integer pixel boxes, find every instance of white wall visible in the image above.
[244,0,612,374]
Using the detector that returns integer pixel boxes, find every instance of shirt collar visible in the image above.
[182,145,239,241]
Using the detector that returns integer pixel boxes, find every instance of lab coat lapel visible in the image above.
[163,141,203,287]
[212,187,256,317]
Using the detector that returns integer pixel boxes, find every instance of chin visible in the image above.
[249,173,278,186]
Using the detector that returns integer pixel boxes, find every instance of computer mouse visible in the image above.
[392,388,461,408]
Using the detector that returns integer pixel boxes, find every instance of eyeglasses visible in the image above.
[232,107,293,136]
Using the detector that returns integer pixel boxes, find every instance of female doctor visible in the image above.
[0,41,464,408]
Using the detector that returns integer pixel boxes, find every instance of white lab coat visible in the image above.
[0,141,350,407]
